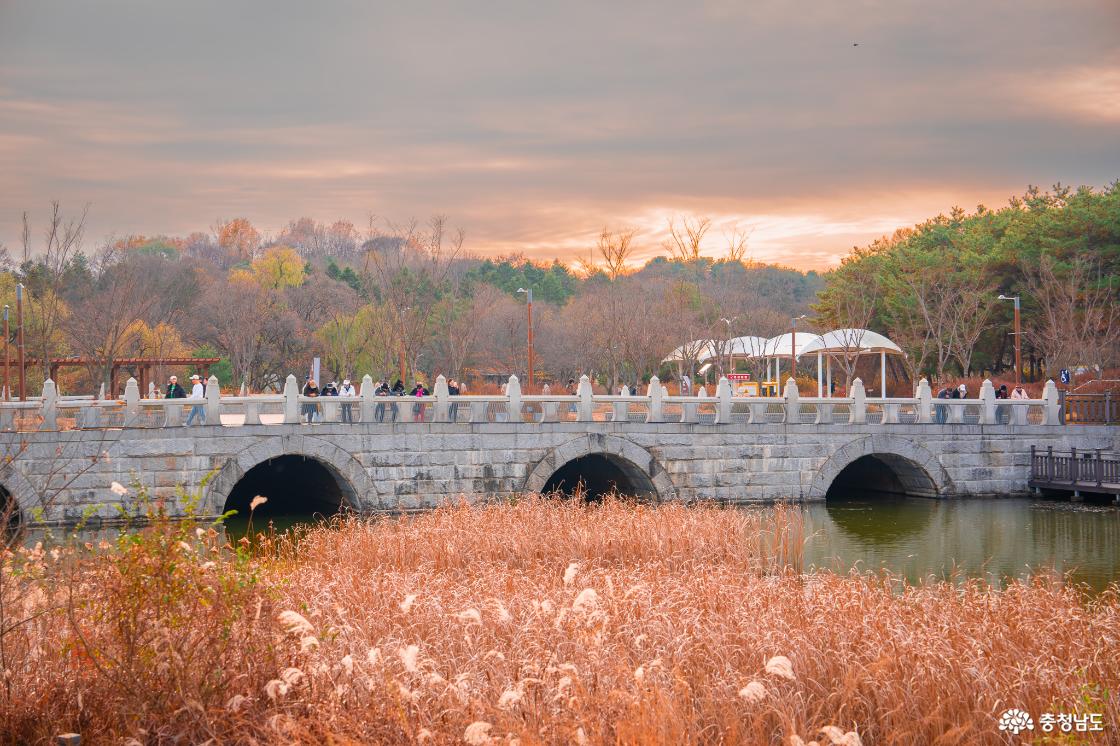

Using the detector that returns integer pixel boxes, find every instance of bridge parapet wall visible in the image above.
[0,418,1114,524]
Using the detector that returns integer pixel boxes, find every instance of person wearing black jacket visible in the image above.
[390,379,404,421]
[165,375,186,399]
[374,379,389,422]
[302,379,320,423]
[448,378,461,421]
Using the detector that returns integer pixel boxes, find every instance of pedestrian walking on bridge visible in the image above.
[185,374,205,426]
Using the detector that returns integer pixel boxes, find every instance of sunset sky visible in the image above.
[1,1,1118,270]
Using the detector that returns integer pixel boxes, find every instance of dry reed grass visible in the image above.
[1,497,1118,744]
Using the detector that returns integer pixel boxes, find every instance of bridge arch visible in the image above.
[0,464,42,528]
[808,434,952,499]
[205,435,376,517]
[524,434,676,501]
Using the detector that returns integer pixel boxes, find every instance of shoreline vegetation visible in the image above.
[2,496,1118,744]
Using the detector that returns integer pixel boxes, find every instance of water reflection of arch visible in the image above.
[823,496,938,545]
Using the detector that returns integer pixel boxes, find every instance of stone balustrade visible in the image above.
[0,373,1063,432]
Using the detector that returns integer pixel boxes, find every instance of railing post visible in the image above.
[164,398,182,426]
[124,377,140,426]
[283,374,300,424]
[359,375,375,422]
[783,377,800,424]
[1042,380,1061,426]
[917,378,933,424]
[1070,447,1078,483]
[82,401,101,429]
[979,378,996,425]
[849,378,866,424]
[1046,445,1053,481]
[612,390,628,423]
[647,375,663,423]
[204,375,221,426]
[577,375,594,422]
[1106,392,1113,425]
[433,374,450,423]
[681,390,699,424]
[506,375,522,423]
[323,395,339,423]
[40,379,58,431]
[244,397,261,426]
[1030,445,1036,480]
[716,376,732,424]
[1097,449,1104,486]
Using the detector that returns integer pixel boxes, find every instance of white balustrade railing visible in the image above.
[0,373,1064,432]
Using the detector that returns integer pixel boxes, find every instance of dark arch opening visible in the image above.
[826,454,938,500]
[542,453,657,501]
[223,455,352,520]
[0,484,21,543]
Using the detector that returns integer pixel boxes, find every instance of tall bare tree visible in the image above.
[64,259,165,390]
[947,276,998,376]
[596,227,637,280]
[20,201,89,380]
[722,225,751,263]
[663,216,711,262]
[1023,253,1120,376]
[362,215,464,382]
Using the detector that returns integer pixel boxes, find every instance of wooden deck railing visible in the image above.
[1030,446,1120,494]
[1061,392,1118,425]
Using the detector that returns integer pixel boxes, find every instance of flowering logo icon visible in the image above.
[999,709,1035,735]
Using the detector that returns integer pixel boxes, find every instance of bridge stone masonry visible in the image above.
[0,373,1115,524]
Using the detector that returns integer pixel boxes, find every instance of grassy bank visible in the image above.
[1,498,1118,744]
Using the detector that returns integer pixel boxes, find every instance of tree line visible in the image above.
[0,208,820,395]
[813,183,1120,385]
[3,182,1113,398]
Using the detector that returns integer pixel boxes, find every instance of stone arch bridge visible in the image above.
[0,374,1114,523]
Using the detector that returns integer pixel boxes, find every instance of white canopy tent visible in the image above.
[697,335,771,375]
[662,339,717,364]
[662,339,717,382]
[659,328,905,397]
[759,332,824,392]
[799,329,905,397]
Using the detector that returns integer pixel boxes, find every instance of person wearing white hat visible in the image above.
[185,374,206,426]
[339,378,356,423]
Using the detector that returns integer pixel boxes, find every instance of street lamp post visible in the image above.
[790,314,807,384]
[720,316,738,377]
[398,305,411,385]
[998,295,1021,384]
[16,284,25,401]
[517,288,534,390]
[2,305,8,401]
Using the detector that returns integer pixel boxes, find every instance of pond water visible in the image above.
[802,496,1120,591]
